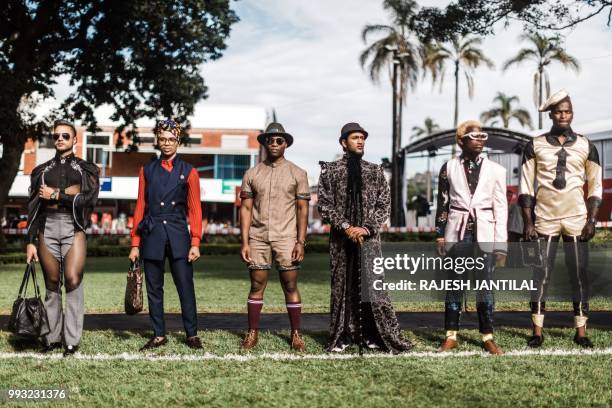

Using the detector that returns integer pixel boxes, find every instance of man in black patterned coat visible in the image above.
[317,122,411,353]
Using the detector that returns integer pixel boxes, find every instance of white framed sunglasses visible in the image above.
[463,131,488,140]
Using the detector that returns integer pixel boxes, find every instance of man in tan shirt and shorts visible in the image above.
[239,122,310,352]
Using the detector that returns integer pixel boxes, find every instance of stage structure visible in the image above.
[396,126,533,227]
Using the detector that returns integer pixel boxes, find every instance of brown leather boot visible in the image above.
[290,330,305,352]
[241,329,258,351]
[437,337,458,352]
[483,339,503,355]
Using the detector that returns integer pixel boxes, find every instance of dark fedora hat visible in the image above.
[339,122,368,144]
[257,122,294,147]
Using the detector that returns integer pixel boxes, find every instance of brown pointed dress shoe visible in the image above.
[140,336,168,351]
[437,338,458,352]
[290,330,305,352]
[483,339,503,355]
[241,329,258,351]
[186,336,203,349]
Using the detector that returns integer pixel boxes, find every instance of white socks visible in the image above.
[574,315,588,329]
[531,313,545,328]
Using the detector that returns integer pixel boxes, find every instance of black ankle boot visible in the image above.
[573,334,593,348]
[527,334,544,348]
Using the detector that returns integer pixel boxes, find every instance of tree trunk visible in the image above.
[390,60,399,226]
[538,66,543,130]
[452,60,459,155]
[0,133,26,244]
[397,90,405,227]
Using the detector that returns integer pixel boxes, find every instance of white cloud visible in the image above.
[201,0,612,181]
[38,0,612,182]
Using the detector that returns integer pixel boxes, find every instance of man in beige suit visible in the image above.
[435,120,508,355]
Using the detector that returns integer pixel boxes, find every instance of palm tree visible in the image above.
[502,33,580,129]
[423,35,494,129]
[360,0,421,149]
[411,117,440,141]
[480,92,533,129]
[360,0,422,226]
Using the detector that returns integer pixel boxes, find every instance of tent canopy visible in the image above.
[403,126,532,155]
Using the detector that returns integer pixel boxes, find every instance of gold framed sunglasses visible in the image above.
[158,137,179,145]
[464,131,488,140]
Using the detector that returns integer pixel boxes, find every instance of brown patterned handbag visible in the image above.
[124,259,144,315]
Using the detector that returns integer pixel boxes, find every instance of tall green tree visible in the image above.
[411,117,440,141]
[480,92,533,129]
[502,33,580,129]
[360,0,424,226]
[423,35,494,129]
[413,0,612,41]
[0,1,238,230]
[360,0,422,151]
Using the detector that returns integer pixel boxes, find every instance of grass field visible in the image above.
[1,329,611,406]
[1,255,611,406]
[1,255,611,313]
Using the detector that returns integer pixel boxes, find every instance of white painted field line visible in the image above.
[0,348,611,362]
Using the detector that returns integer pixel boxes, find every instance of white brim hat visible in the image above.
[538,89,570,112]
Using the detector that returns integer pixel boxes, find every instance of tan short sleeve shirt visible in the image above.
[240,157,310,242]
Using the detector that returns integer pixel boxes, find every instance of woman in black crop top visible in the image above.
[25,120,99,356]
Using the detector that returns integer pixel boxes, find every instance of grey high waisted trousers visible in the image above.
[37,212,86,347]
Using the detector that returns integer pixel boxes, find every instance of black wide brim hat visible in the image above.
[257,122,294,147]
[339,122,368,143]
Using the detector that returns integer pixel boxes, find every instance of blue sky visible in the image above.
[39,1,612,182]
[200,0,612,181]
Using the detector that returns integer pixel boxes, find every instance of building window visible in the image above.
[215,155,250,179]
[85,133,112,167]
[88,135,110,145]
[87,147,110,167]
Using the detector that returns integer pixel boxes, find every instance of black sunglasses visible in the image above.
[266,137,286,146]
[52,133,72,141]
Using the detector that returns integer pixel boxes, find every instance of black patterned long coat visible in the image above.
[317,155,410,353]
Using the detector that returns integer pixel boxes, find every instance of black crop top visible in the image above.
[42,153,82,211]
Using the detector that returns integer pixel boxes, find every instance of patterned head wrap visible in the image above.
[154,118,182,138]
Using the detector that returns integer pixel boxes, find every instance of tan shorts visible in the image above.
[248,238,300,271]
[535,214,586,237]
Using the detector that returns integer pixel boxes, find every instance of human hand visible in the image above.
[188,246,200,263]
[26,244,39,264]
[39,184,57,200]
[580,221,596,242]
[523,223,538,241]
[436,238,446,257]
[240,244,252,263]
[291,242,305,262]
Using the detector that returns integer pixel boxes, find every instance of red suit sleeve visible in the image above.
[187,168,202,247]
[130,167,146,247]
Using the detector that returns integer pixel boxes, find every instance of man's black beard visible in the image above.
[56,146,73,156]
[347,150,364,158]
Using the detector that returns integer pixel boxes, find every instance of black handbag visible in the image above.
[7,262,50,338]
[124,259,144,315]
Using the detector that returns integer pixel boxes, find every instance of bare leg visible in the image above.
[62,231,86,346]
[37,233,63,345]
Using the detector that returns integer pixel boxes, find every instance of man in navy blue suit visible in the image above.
[129,119,203,351]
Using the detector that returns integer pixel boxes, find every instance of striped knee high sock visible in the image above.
[286,301,302,331]
[247,297,264,330]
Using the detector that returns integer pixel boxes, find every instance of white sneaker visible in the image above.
[364,340,380,350]
[330,343,349,353]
